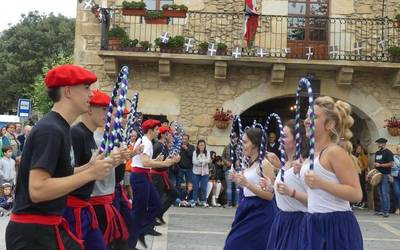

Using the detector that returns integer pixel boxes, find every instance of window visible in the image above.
[144,0,173,10]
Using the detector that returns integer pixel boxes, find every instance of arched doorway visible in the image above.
[240,96,374,148]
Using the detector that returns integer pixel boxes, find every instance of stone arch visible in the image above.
[218,81,395,150]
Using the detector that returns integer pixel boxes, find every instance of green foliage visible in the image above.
[28,54,73,114]
[395,14,400,20]
[139,41,151,50]
[169,36,185,48]
[217,42,227,50]
[108,26,128,39]
[162,3,188,11]
[0,11,75,113]
[122,37,139,47]
[154,38,161,48]
[198,42,209,50]
[145,10,164,19]
[122,1,146,9]
[388,46,400,56]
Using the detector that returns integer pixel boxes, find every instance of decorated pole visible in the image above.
[99,66,129,154]
[230,115,244,171]
[264,113,286,181]
[295,77,315,170]
[169,121,185,156]
[251,121,267,178]
[124,92,140,143]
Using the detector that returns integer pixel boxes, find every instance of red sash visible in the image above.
[66,196,99,239]
[116,183,132,209]
[10,213,84,250]
[88,194,128,244]
[150,169,171,190]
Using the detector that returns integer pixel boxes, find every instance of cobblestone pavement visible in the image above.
[1,207,399,250]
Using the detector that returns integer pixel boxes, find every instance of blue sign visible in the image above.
[18,99,31,117]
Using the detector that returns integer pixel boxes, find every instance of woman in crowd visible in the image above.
[392,144,400,216]
[353,144,369,209]
[191,139,211,207]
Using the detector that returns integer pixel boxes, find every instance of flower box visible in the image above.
[122,8,146,16]
[163,10,187,18]
[215,120,230,129]
[108,37,122,50]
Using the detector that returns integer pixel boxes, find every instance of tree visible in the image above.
[0,11,75,113]
[29,54,73,114]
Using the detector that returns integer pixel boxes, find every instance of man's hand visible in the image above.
[374,162,381,168]
[109,147,122,166]
[89,153,114,180]
[182,144,188,151]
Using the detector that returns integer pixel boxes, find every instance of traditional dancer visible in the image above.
[300,96,363,250]
[224,127,277,250]
[266,119,309,250]
[129,119,179,249]
[63,89,112,250]
[6,65,113,250]
[151,126,180,225]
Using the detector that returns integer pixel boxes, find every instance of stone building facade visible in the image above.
[74,0,400,153]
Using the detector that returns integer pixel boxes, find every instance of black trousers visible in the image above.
[6,221,81,250]
[152,174,179,218]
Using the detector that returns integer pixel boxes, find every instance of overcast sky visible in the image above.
[1,0,77,31]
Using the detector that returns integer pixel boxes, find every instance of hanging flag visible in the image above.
[244,0,259,48]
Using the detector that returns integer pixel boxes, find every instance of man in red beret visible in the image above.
[62,89,113,250]
[151,126,180,226]
[6,65,115,250]
[129,120,180,249]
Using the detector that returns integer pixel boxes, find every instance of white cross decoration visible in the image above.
[329,45,339,58]
[160,32,170,44]
[207,43,217,56]
[232,47,241,59]
[306,47,313,60]
[282,48,291,54]
[83,0,95,10]
[354,42,363,55]
[256,48,269,57]
[184,38,194,52]
[378,38,385,50]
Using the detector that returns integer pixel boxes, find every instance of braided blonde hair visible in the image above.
[315,96,354,153]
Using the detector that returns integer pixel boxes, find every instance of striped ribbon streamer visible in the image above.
[124,92,140,143]
[251,121,267,178]
[99,66,129,154]
[295,77,315,170]
[230,115,244,171]
[264,113,286,181]
[169,121,184,156]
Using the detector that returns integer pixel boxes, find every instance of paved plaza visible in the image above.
[2,207,399,250]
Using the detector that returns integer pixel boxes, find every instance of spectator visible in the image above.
[177,134,195,200]
[0,183,14,216]
[17,125,32,152]
[0,127,4,158]
[267,132,281,158]
[15,123,23,137]
[392,144,400,216]
[191,139,211,207]
[0,146,16,186]
[222,132,239,208]
[207,155,224,207]
[2,123,21,158]
[177,182,193,207]
[374,138,394,217]
[354,144,369,209]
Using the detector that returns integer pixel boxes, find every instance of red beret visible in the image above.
[159,126,172,135]
[45,64,97,88]
[142,119,161,134]
[90,90,110,107]
[123,108,130,116]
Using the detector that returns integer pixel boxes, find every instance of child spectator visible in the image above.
[0,146,16,186]
[0,183,14,216]
[177,182,194,207]
[207,155,224,207]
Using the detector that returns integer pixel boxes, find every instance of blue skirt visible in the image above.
[266,210,305,250]
[224,196,276,250]
[300,211,363,250]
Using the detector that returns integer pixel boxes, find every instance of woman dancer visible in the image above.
[224,127,276,250]
[266,119,309,250]
[301,96,363,250]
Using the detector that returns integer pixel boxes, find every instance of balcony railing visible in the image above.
[104,11,400,62]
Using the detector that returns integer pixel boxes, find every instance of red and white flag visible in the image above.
[244,0,259,47]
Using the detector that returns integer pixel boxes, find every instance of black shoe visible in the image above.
[158,216,166,225]
[154,220,163,226]
[147,228,162,236]
[138,234,147,249]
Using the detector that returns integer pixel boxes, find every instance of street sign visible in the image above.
[17,99,31,117]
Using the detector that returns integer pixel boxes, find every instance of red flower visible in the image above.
[214,108,233,122]
[384,117,400,128]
